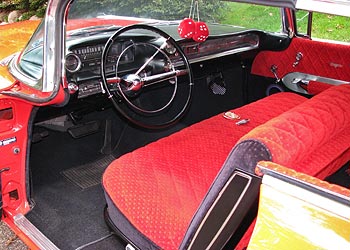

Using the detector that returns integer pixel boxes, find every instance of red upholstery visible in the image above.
[103,92,306,250]
[236,84,350,250]
[103,85,349,250]
[307,81,333,95]
[251,37,350,82]
[241,84,350,177]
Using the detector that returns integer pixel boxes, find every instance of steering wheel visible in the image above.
[100,24,194,129]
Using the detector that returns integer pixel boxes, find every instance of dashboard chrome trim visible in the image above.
[188,44,259,64]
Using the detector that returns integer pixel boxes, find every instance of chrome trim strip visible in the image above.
[3,0,71,103]
[14,213,60,250]
[257,163,350,208]
[262,175,350,220]
[42,0,69,93]
[172,44,259,68]
[8,54,41,88]
[189,44,259,64]
[0,53,18,66]
[282,72,350,94]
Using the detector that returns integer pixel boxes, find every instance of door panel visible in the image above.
[251,37,350,83]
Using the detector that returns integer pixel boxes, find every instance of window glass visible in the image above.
[220,2,282,33]
[16,20,44,89]
[296,10,350,43]
[67,1,282,33]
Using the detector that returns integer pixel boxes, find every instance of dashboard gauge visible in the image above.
[65,53,81,73]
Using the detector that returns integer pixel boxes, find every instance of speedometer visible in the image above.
[65,53,81,73]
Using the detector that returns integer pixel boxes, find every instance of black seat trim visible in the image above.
[186,171,261,250]
[180,140,270,250]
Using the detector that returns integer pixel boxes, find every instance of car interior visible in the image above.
[21,2,350,250]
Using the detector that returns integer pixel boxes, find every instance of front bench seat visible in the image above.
[103,85,350,250]
[183,85,350,250]
[102,92,307,250]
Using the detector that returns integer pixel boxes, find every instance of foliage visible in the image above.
[296,11,350,42]
[0,0,47,19]
[222,2,350,43]
[134,0,225,22]
[69,0,226,22]
[221,3,282,32]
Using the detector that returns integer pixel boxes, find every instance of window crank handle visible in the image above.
[293,52,303,67]
[270,65,280,82]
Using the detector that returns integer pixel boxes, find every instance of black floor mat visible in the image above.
[27,117,124,250]
[61,154,115,189]
[27,117,186,249]
[27,183,126,250]
[76,233,122,250]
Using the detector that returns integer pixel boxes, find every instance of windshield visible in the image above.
[66,1,282,32]
[67,0,224,23]
[16,0,283,90]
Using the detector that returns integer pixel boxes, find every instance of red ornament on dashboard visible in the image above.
[178,18,196,39]
[192,21,209,42]
[178,0,209,42]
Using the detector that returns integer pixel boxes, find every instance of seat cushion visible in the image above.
[103,92,306,249]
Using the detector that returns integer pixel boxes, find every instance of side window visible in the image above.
[220,2,282,33]
[296,10,350,43]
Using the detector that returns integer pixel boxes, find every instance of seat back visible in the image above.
[240,84,350,177]
[181,84,350,250]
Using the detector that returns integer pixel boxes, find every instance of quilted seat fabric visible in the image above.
[240,84,350,177]
[103,92,306,250]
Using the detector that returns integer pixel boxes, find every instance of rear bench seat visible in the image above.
[102,85,350,250]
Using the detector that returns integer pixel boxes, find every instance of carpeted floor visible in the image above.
[26,111,188,249]
[26,111,126,249]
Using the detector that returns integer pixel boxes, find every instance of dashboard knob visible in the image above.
[68,82,79,94]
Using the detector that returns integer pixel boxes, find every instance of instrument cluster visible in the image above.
[65,41,134,74]
[65,40,135,98]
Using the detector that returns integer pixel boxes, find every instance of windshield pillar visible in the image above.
[42,0,70,93]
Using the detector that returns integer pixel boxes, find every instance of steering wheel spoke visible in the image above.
[142,69,188,88]
[106,76,121,85]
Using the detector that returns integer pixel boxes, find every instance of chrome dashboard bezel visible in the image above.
[65,53,82,73]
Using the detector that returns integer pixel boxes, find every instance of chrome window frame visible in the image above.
[5,0,71,103]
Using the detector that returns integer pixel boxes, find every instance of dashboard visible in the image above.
[64,31,260,99]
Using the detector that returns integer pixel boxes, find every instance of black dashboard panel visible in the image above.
[65,31,260,99]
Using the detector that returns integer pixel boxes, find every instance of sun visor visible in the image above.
[296,0,350,17]
[225,0,296,9]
